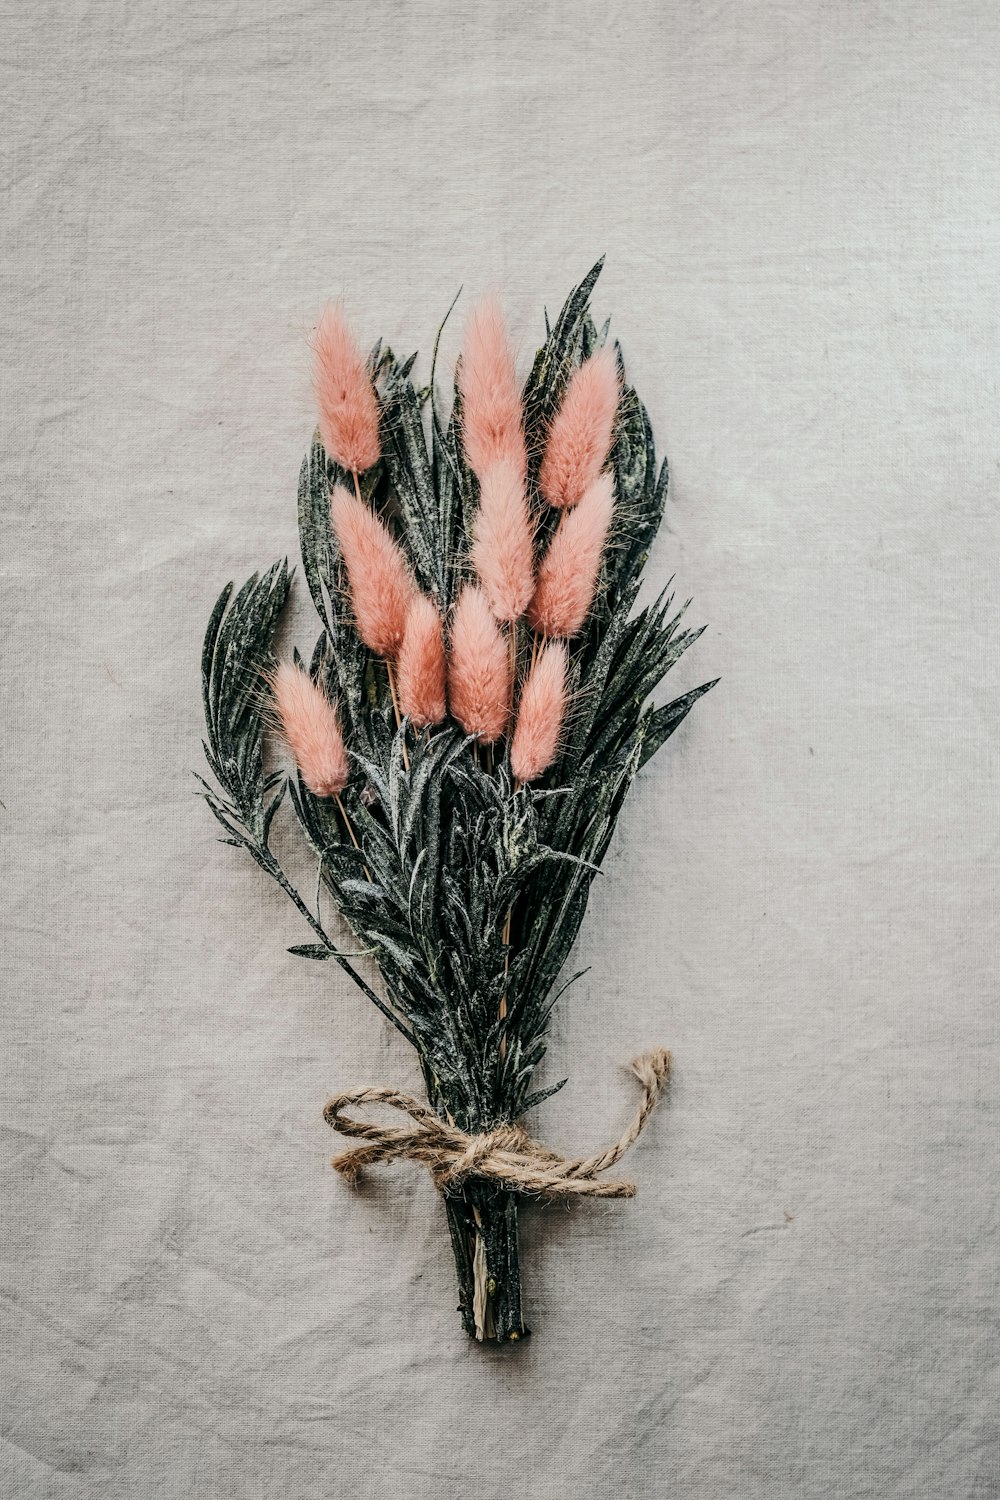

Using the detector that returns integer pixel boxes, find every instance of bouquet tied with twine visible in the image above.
[197,262,714,1342]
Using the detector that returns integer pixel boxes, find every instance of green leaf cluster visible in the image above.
[198,263,715,1132]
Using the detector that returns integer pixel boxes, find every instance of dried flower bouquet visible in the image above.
[198,261,714,1342]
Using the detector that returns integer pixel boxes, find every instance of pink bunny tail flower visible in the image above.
[329,486,416,657]
[448,585,512,743]
[458,295,527,482]
[330,483,416,658]
[270,661,349,798]
[312,304,382,474]
[511,640,568,784]
[528,471,615,639]
[398,593,447,727]
[471,459,535,623]
[538,344,621,510]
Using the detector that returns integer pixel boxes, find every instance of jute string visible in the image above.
[324,1048,670,1199]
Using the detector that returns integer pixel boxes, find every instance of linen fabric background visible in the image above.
[3,3,998,1496]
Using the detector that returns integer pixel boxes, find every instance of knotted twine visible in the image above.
[324,1048,670,1199]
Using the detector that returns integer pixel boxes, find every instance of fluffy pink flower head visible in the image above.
[471,459,535,624]
[458,295,527,482]
[330,483,415,658]
[398,593,447,727]
[539,345,620,510]
[528,471,615,639]
[447,585,511,743]
[313,305,382,474]
[270,661,349,798]
[511,640,568,784]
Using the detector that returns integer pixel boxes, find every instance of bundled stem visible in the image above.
[447,1187,525,1342]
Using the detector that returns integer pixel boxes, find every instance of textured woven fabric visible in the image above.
[3,3,998,1495]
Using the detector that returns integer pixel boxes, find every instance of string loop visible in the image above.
[323,1049,670,1199]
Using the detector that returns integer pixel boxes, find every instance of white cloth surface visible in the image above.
[3,3,998,1496]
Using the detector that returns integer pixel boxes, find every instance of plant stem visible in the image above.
[335,793,361,852]
[336,792,372,881]
[499,904,512,1059]
[252,838,414,1046]
[444,1182,527,1342]
[352,466,409,771]
[385,658,407,761]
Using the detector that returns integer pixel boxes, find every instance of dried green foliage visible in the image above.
[197,263,715,1341]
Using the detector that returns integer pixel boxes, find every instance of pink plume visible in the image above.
[471,459,535,623]
[511,641,568,784]
[538,345,620,510]
[447,585,511,743]
[270,661,349,798]
[330,483,415,657]
[398,593,447,727]
[313,305,382,474]
[458,296,527,481]
[528,471,615,638]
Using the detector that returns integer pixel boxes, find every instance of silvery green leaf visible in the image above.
[198,266,714,1145]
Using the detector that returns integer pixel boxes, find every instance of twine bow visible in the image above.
[323,1048,670,1199]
